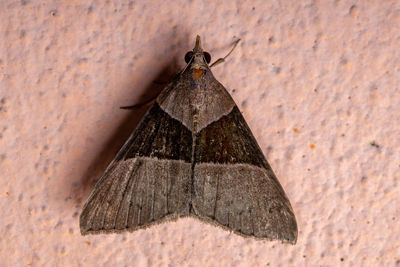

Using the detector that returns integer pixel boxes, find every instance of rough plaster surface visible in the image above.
[1,0,399,266]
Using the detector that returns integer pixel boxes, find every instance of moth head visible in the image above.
[184,35,211,66]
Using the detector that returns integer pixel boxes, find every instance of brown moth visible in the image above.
[80,36,298,243]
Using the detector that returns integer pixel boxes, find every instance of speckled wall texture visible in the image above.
[1,0,399,266]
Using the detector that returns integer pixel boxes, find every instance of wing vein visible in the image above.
[213,171,220,219]
[112,165,134,229]
[124,167,138,228]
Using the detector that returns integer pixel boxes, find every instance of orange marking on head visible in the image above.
[193,69,204,79]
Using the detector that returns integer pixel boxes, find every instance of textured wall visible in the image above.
[1,0,399,266]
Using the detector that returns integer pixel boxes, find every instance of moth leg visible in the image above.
[210,38,241,68]
[120,97,156,110]
[154,71,182,85]
[153,80,169,85]
[121,72,183,110]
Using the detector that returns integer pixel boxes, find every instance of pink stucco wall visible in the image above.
[1,0,399,266]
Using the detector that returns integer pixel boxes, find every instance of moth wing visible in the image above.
[192,106,298,243]
[80,102,193,235]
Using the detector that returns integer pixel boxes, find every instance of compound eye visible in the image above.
[204,52,211,63]
[184,51,194,63]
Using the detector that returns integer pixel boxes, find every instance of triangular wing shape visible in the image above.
[80,103,193,235]
[80,36,297,243]
[192,105,298,243]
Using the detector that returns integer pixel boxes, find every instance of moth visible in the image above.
[80,36,298,243]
